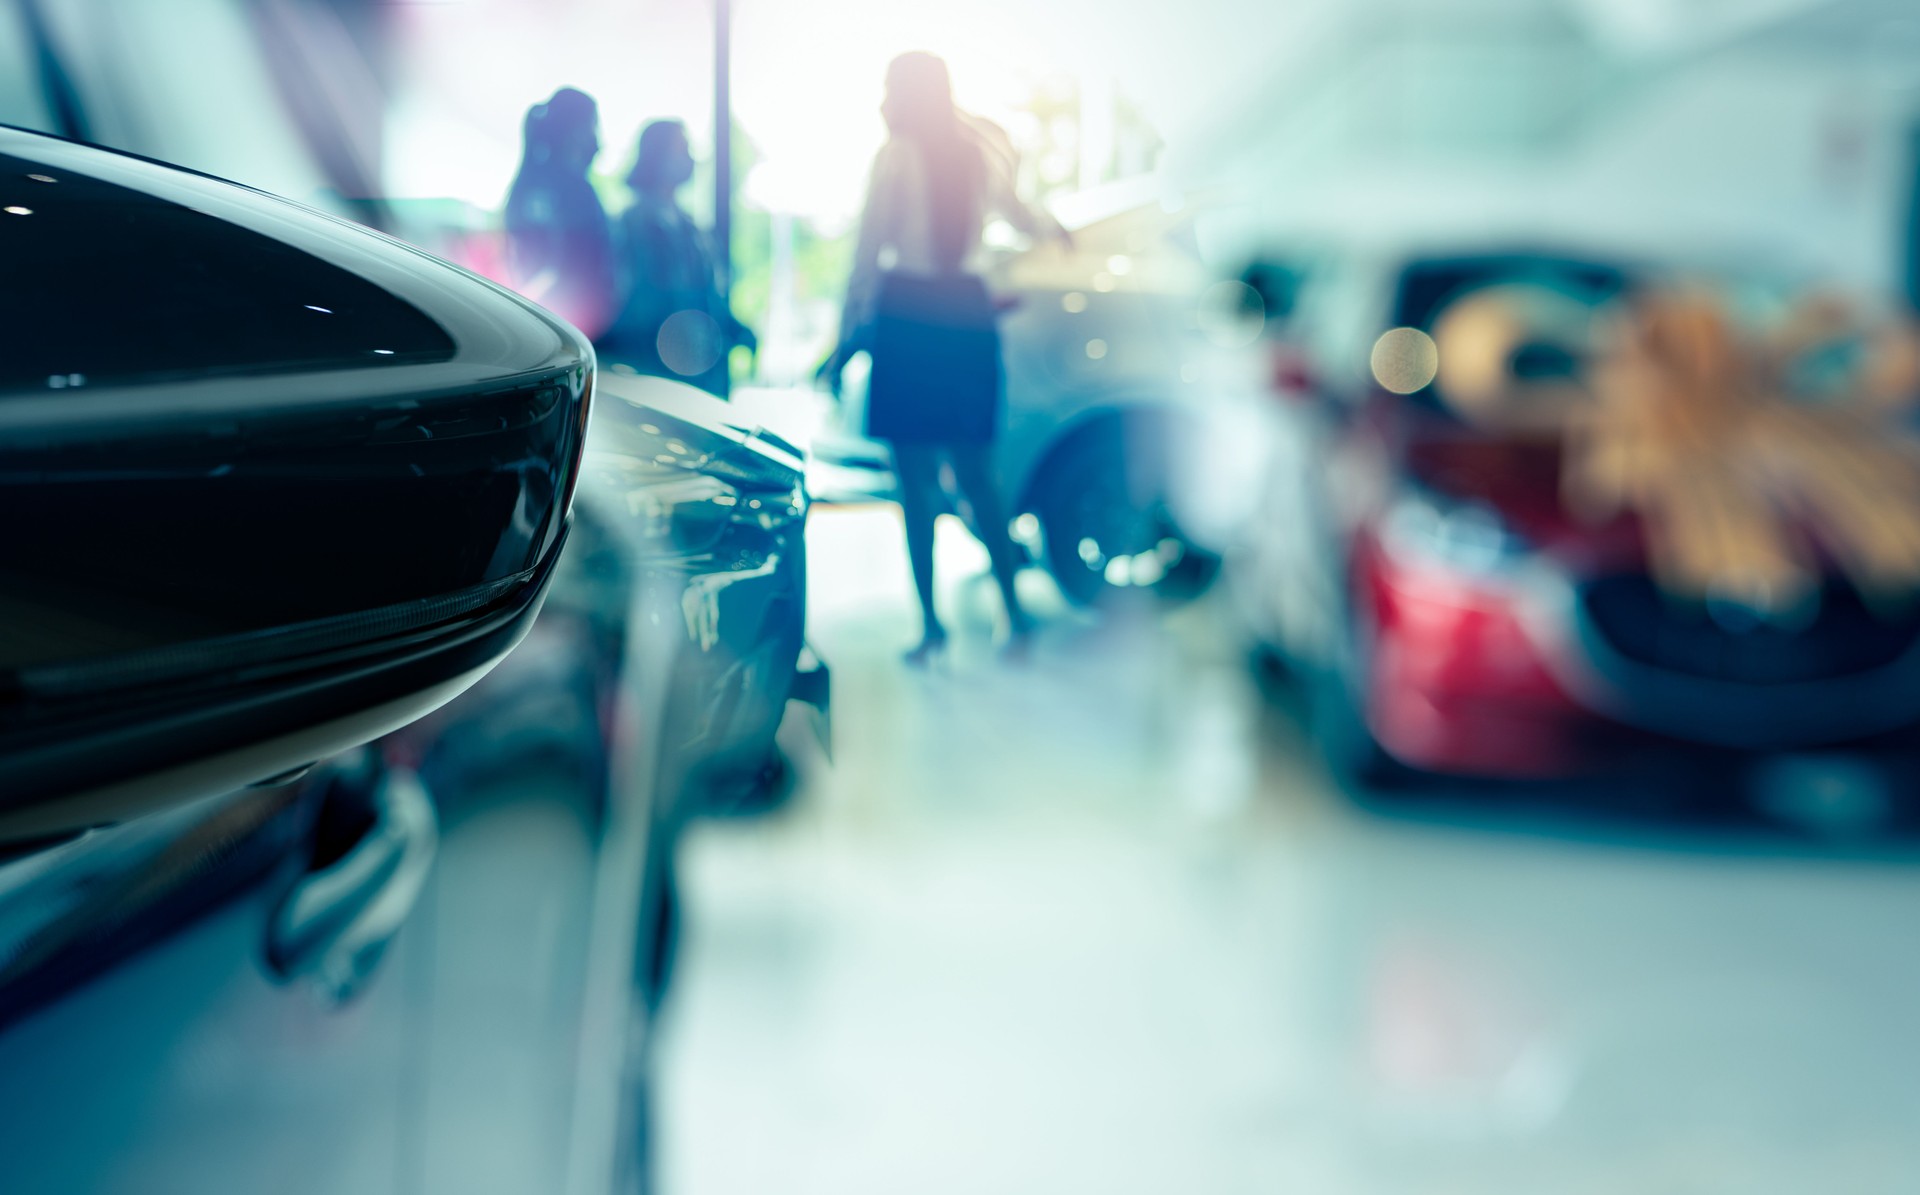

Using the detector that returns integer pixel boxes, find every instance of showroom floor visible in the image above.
[656,504,1920,1194]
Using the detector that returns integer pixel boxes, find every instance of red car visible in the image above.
[1235,249,1920,804]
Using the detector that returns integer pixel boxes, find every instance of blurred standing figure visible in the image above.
[601,119,756,397]
[504,87,616,339]
[821,52,1068,663]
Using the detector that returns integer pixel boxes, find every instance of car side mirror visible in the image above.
[0,128,592,840]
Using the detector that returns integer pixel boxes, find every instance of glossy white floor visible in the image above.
[657,504,1920,1194]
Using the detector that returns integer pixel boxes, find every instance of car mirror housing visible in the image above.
[0,128,593,839]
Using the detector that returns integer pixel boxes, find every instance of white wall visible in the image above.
[1172,0,1920,291]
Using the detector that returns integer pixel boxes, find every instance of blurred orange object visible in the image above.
[1436,286,1920,615]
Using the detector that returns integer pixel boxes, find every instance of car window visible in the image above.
[0,2,55,132]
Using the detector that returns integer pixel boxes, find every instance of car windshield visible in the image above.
[1392,255,1631,332]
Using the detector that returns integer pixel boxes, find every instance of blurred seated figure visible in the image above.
[599,119,755,397]
[504,87,616,338]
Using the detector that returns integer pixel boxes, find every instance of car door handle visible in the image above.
[264,760,437,1004]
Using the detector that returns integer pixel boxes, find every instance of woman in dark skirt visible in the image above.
[821,52,1067,663]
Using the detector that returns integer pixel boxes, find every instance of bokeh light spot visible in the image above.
[658,309,724,377]
[1371,327,1441,394]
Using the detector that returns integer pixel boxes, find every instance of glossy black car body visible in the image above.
[0,83,817,1195]
[0,127,593,827]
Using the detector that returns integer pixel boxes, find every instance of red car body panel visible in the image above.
[1355,525,1588,777]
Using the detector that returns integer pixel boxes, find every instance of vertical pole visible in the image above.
[1905,122,1920,315]
[769,209,795,384]
[713,0,733,306]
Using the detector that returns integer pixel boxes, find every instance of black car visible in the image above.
[0,115,820,1195]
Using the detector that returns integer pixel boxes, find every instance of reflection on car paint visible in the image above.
[682,556,782,654]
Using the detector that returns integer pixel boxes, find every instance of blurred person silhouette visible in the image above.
[600,119,756,398]
[819,51,1069,664]
[504,87,616,338]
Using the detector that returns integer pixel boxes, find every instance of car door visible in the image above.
[0,766,429,1195]
[392,517,639,1195]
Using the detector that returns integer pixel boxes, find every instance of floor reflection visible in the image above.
[658,505,1920,1195]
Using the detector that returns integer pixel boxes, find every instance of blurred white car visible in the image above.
[811,188,1247,606]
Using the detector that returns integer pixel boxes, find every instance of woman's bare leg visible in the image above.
[891,444,947,649]
[947,443,1033,637]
